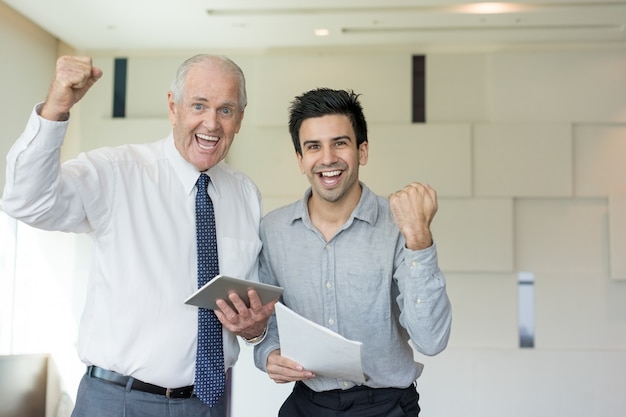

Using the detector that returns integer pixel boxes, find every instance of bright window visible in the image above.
[0,208,87,401]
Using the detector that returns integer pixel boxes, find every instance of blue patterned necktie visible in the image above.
[194,173,225,406]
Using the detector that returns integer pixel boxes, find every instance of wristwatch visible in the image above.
[243,327,267,345]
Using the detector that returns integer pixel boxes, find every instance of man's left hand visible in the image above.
[389,182,438,251]
[214,289,276,340]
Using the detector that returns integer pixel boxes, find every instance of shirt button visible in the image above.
[325,281,332,289]
[412,261,418,267]
[416,298,422,304]
[342,381,350,387]
[328,318,334,325]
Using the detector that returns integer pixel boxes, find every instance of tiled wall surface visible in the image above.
[2,6,626,414]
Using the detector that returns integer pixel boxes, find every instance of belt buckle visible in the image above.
[165,388,175,399]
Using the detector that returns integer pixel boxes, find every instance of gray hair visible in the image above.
[169,54,247,111]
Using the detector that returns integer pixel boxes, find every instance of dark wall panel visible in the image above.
[412,55,426,123]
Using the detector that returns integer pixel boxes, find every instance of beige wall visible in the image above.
[0,2,57,190]
[2,3,626,416]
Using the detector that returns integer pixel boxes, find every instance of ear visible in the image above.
[236,109,245,133]
[167,91,177,125]
[358,141,369,166]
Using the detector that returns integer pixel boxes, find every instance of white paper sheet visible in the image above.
[275,302,366,383]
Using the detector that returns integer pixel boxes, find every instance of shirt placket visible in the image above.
[321,240,339,334]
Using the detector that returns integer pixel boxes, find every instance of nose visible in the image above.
[320,144,338,164]
[202,110,219,130]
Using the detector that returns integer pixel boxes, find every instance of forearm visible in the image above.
[253,314,280,372]
[396,243,452,356]
[2,105,92,233]
[3,105,66,218]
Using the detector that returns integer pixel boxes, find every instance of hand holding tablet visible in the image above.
[184,274,283,310]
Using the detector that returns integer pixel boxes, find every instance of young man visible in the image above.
[2,55,275,417]
[254,88,452,416]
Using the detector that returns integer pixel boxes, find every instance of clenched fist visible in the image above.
[41,56,103,121]
[389,182,438,250]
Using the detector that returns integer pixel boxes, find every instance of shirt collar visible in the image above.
[164,133,225,198]
[352,183,379,225]
[291,182,379,227]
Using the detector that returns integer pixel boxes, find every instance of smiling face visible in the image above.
[297,114,368,205]
[168,61,244,172]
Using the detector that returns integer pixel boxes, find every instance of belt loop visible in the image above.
[299,382,314,401]
[368,388,374,404]
[125,376,135,392]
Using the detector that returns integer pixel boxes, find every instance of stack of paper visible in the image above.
[275,302,366,383]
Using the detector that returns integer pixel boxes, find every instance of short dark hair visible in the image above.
[288,88,368,155]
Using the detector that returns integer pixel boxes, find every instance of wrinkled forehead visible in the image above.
[182,65,241,102]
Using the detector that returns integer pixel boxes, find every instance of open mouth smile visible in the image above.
[196,133,219,150]
[318,169,343,186]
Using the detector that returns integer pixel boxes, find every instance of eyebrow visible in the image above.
[190,96,238,108]
[302,135,352,147]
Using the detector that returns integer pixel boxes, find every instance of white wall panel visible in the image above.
[534,271,626,350]
[227,126,309,199]
[126,56,178,119]
[420,349,626,417]
[4,10,626,415]
[86,118,172,151]
[574,125,626,197]
[473,349,626,417]
[231,346,291,417]
[362,124,472,197]
[0,2,58,196]
[474,124,572,197]
[434,198,513,272]
[251,52,412,126]
[123,54,260,120]
[427,53,490,123]
[416,349,473,417]
[491,50,626,123]
[443,273,518,348]
[609,194,626,280]
[515,198,608,274]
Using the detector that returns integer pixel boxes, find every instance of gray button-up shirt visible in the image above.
[254,183,451,391]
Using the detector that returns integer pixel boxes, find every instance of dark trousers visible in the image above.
[278,381,420,417]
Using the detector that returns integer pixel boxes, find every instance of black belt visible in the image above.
[87,366,195,399]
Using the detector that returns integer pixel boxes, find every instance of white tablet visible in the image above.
[184,274,283,310]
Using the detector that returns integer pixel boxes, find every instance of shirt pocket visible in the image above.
[219,236,262,280]
[344,265,392,324]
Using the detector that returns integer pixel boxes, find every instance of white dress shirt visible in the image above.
[2,105,262,388]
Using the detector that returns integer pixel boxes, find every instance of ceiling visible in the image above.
[4,0,626,52]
